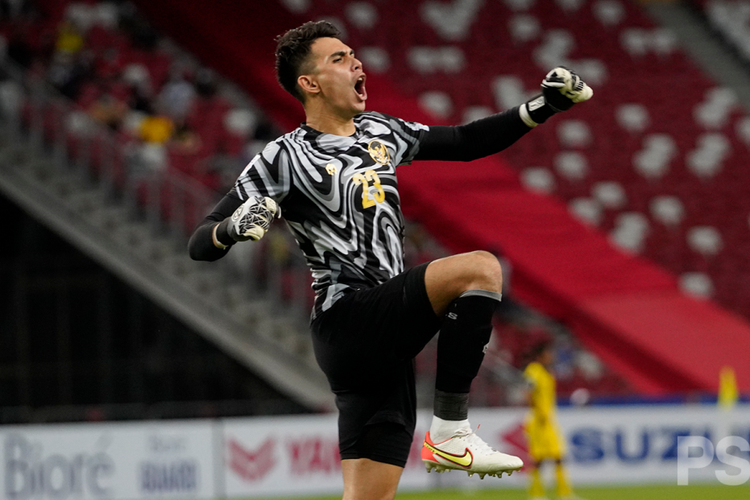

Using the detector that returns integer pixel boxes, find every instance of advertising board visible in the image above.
[0,421,216,500]
[3,404,748,499]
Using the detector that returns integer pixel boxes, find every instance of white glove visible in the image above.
[541,66,593,112]
[220,195,280,242]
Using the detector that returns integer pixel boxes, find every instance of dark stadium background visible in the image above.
[1,0,749,425]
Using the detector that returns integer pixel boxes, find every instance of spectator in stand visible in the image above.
[158,68,195,121]
[87,84,128,130]
[47,49,91,99]
[170,120,202,154]
[138,109,173,144]
[193,67,218,99]
[127,80,154,114]
[523,339,580,500]
[46,17,92,100]
[55,18,84,55]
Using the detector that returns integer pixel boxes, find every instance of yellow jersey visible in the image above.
[523,361,564,460]
[524,361,557,422]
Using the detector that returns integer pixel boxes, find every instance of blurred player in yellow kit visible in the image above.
[523,340,579,500]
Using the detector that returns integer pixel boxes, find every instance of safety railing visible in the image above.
[0,58,316,327]
[0,58,549,418]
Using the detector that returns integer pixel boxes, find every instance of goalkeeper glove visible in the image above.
[214,195,280,247]
[520,67,593,127]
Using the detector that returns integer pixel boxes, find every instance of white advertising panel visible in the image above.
[220,409,529,497]
[221,414,469,498]
[2,403,748,499]
[0,421,216,500]
[220,404,750,497]
[221,415,351,498]
[558,404,750,486]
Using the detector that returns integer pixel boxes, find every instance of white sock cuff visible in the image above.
[430,416,471,442]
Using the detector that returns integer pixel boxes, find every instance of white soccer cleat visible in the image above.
[421,429,523,478]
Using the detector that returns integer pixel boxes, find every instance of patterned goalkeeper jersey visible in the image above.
[232,111,429,318]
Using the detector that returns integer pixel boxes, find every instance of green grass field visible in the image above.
[281,483,750,500]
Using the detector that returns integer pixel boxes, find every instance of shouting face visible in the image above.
[299,37,367,120]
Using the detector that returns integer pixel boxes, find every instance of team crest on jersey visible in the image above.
[367,140,390,165]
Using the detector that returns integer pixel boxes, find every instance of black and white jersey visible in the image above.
[233,111,429,317]
[188,105,528,317]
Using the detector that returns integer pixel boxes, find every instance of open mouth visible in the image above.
[354,75,367,100]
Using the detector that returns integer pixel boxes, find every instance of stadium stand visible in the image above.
[298,0,750,318]
[261,0,750,393]
[4,0,750,415]
[126,0,750,396]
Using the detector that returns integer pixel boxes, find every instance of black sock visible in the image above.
[433,389,470,421]
[435,290,501,415]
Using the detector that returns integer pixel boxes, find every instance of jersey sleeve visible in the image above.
[234,140,292,202]
[414,107,531,162]
[188,141,291,262]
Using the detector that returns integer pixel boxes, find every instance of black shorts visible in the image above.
[310,262,441,467]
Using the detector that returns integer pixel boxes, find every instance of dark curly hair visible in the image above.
[275,21,342,103]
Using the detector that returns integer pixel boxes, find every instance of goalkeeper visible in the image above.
[189,20,592,500]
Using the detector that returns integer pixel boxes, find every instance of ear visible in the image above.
[297,74,320,98]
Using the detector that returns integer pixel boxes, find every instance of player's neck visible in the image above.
[304,105,357,137]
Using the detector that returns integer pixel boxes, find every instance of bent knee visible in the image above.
[464,250,502,293]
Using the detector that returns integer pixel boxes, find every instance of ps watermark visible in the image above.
[678,436,750,485]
